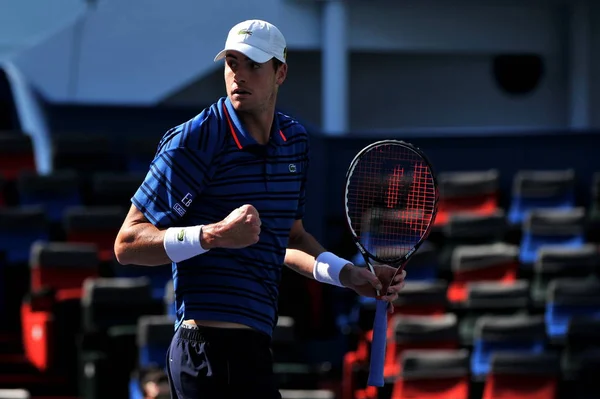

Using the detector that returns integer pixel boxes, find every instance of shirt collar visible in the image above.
[222,97,287,149]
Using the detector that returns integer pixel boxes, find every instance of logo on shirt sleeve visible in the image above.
[182,193,193,207]
[173,203,186,217]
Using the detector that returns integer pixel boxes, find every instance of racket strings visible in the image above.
[346,143,436,261]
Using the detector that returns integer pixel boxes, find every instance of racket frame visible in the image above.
[344,139,439,273]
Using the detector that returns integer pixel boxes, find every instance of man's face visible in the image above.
[224,50,287,113]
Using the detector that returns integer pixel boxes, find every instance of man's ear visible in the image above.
[276,63,287,86]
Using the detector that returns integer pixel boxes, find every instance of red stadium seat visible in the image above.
[383,314,459,379]
[391,349,470,399]
[0,133,36,181]
[20,289,55,372]
[29,241,99,299]
[434,170,499,226]
[0,174,5,207]
[63,206,126,262]
[482,352,560,399]
[447,243,519,304]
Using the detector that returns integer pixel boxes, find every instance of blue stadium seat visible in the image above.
[112,262,172,300]
[90,172,145,207]
[136,315,174,368]
[508,169,576,225]
[352,236,439,282]
[545,277,600,342]
[531,245,598,307]
[126,137,158,173]
[471,315,546,379]
[17,170,82,223]
[519,208,586,266]
[0,206,48,264]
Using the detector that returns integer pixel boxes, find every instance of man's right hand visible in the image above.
[201,204,262,249]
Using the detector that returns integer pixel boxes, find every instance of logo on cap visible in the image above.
[238,29,253,36]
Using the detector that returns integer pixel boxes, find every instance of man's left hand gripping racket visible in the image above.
[344,140,438,387]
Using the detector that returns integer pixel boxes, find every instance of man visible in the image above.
[114,19,406,399]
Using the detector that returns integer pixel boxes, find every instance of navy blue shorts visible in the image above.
[166,324,282,399]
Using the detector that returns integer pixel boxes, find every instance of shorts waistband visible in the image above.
[176,323,271,347]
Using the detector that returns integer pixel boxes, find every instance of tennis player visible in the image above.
[114,19,406,399]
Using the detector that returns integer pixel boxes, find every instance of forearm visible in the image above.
[114,223,171,266]
[284,230,353,285]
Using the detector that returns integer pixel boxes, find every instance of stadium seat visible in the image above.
[16,170,82,223]
[435,170,500,226]
[508,169,576,225]
[482,352,561,399]
[64,206,127,262]
[273,316,329,390]
[590,172,600,223]
[24,242,99,377]
[519,208,586,266]
[125,136,158,173]
[439,211,507,273]
[51,133,123,173]
[79,277,164,399]
[164,279,175,318]
[403,241,439,281]
[531,245,598,307]
[89,172,144,207]
[0,133,36,181]
[20,289,54,371]
[574,349,600,399]
[390,349,470,399]
[352,241,439,281]
[136,315,174,368]
[392,280,448,316]
[459,280,530,346]
[29,241,99,300]
[0,174,5,207]
[0,206,48,264]
[561,317,600,380]
[354,281,447,335]
[81,277,162,334]
[545,277,600,342]
[447,243,519,304]
[471,315,546,379]
[112,262,171,300]
[384,313,459,379]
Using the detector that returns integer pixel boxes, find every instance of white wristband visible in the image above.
[163,225,209,263]
[313,251,351,287]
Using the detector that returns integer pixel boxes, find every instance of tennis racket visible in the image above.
[344,140,438,387]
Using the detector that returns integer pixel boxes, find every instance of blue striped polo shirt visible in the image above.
[132,96,309,337]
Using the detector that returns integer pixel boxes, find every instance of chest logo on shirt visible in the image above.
[288,164,297,173]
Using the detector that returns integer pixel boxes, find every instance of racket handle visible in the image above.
[367,299,388,387]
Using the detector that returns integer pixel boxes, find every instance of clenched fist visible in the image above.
[202,204,262,249]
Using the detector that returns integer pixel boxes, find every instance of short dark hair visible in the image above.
[273,58,284,71]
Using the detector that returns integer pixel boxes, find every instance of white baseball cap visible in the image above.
[214,19,287,64]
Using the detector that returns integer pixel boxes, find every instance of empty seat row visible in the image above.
[345,313,600,399]
[0,170,144,217]
[0,205,127,263]
[434,169,600,229]
[0,132,159,183]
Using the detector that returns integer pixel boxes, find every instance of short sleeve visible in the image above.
[295,134,310,220]
[132,116,219,228]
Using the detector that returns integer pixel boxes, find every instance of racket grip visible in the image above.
[367,299,388,387]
